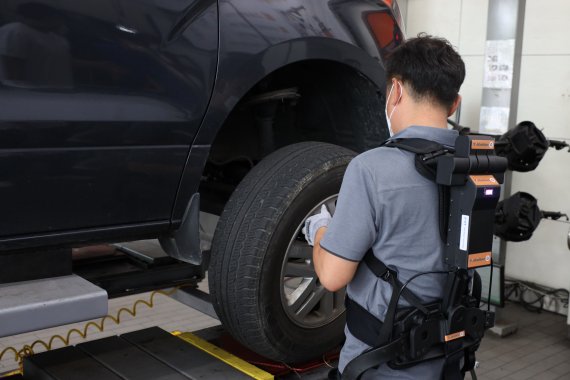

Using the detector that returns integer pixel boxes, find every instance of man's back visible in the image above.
[305,34,469,379]
[321,126,458,378]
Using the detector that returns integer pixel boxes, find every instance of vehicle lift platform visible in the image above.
[3,325,337,380]
[1,242,338,379]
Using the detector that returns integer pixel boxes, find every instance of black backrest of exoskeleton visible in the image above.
[384,138,453,242]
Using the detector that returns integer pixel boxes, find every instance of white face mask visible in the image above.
[385,81,402,137]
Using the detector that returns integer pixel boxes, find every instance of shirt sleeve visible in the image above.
[320,157,378,262]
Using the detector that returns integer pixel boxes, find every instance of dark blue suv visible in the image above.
[0,0,404,362]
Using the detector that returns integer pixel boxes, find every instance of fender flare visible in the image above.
[197,37,386,145]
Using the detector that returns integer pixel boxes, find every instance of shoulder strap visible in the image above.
[384,138,446,155]
[384,138,451,181]
[383,138,453,242]
[362,250,428,345]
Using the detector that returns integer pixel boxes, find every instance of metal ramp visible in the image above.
[19,327,272,380]
[0,275,107,338]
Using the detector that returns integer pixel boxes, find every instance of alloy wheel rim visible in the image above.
[280,195,346,328]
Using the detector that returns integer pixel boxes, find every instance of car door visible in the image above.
[0,0,218,239]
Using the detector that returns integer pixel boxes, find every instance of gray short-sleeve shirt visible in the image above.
[320,126,458,379]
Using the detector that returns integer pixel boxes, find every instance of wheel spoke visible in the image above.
[319,291,334,317]
[325,198,337,215]
[334,287,346,305]
[285,261,315,278]
[289,277,318,312]
[296,286,326,319]
[288,241,313,260]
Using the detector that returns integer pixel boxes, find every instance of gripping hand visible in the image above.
[302,205,332,246]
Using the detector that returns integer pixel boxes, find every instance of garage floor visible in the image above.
[1,280,569,379]
[466,304,570,380]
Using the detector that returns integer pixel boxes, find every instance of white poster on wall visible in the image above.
[480,106,510,134]
[483,39,515,89]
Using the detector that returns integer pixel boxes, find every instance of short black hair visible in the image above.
[386,33,465,110]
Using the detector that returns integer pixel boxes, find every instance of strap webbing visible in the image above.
[361,250,428,346]
[472,271,482,306]
[442,350,463,380]
[384,138,446,155]
[345,297,383,347]
[363,251,428,314]
[342,337,405,380]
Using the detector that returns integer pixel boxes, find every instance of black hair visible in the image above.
[386,33,465,110]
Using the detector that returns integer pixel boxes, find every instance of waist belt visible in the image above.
[348,250,429,347]
[343,251,491,380]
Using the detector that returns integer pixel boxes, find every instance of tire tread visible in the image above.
[209,142,356,361]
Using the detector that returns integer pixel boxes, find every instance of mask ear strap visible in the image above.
[388,81,403,120]
[395,81,403,104]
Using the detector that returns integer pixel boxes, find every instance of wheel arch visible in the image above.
[195,37,387,146]
[165,39,389,262]
[175,39,388,213]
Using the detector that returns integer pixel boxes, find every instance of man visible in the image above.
[303,34,465,379]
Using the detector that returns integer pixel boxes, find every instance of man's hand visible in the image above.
[313,226,358,292]
[302,205,332,246]
[303,204,358,291]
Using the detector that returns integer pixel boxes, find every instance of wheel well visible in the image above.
[199,60,388,214]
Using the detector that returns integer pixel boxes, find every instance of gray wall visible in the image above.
[402,0,570,294]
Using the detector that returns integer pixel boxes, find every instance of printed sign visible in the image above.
[480,106,510,134]
[483,39,515,89]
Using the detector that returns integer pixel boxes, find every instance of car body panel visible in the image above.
[0,0,404,250]
[0,0,218,240]
[172,0,404,222]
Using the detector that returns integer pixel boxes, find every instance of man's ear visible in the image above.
[394,80,404,105]
[386,78,404,106]
[448,94,462,116]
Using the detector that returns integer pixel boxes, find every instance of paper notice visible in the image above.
[479,106,510,134]
[483,39,515,89]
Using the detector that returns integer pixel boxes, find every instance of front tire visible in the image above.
[208,142,356,362]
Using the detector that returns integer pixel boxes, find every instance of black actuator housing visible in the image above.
[436,136,508,270]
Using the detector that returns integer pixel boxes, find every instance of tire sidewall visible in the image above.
[258,161,348,361]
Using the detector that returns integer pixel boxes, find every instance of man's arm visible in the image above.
[304,158,377,292]
[313,226,358,292]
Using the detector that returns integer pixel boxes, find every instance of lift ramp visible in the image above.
[0,275,107,338]
[19,327,273,380]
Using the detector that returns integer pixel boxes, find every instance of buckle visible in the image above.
[382,269,396,281]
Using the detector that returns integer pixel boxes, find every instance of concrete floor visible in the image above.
[467,304,570,380]
[1,281,569,378]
